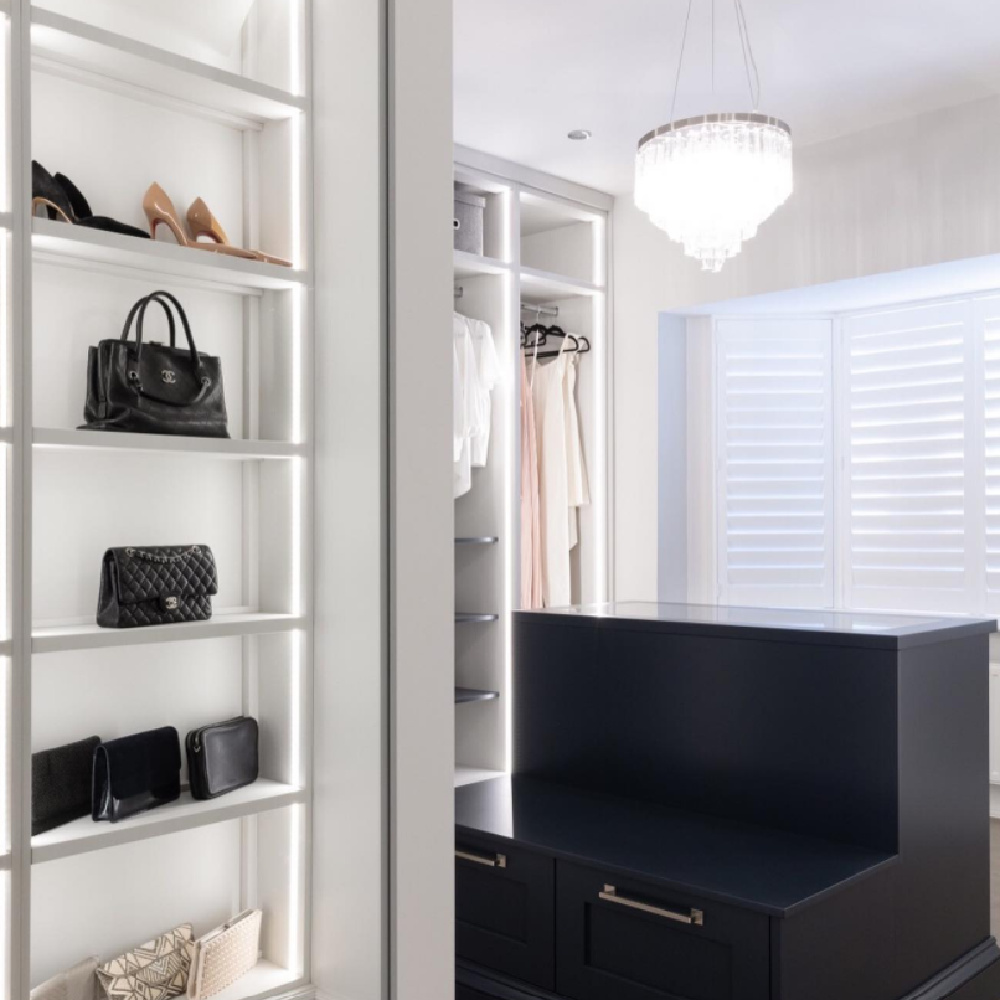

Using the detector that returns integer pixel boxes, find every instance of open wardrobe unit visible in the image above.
[451,149,613,785]
[0,0,458,997]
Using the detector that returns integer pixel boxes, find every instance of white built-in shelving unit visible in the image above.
[452,150,613,786]
[2,1,316,996]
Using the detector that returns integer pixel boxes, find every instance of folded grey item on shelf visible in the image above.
[30,956,100,1000]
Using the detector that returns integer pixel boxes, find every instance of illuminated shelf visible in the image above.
[455,767,505,788]
[32,613,307,654]
[31,9,306,123]
[455,687,500,704]
[454,249,511,280]
[32,781,304,864]
[207,962,305,1000]
[455,536,499,545]
[520,265,603,302]
[34,428,304,460]
[33,218,306,293]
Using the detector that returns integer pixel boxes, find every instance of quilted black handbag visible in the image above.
[96,544,218,628]
[82,290,229,437]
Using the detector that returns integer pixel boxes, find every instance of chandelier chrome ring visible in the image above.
[637,113,791,152]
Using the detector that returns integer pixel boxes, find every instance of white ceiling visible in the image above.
[454,0,1000,196]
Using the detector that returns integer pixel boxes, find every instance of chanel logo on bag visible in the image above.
[164,596,179,610]
[161,370,177,384]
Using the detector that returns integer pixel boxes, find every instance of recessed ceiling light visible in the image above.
[567,129,592,141]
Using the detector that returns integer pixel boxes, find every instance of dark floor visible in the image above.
[992,821,1000,936]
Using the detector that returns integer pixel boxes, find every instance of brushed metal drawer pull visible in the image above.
[456,848,507,869]
[599,884,704,926]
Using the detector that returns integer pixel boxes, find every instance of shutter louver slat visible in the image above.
[844,302,971,612]
[717,320,834,608]
[982,300,1000,602]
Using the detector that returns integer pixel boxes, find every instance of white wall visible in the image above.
[613,95,1000,601]
[389,0,456,999]
[312,0,388,996]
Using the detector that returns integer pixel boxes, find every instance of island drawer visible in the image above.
[456,832,556,991]
[555,861,770,1000]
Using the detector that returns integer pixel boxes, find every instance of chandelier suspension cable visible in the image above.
[711,0,715,95]
[733,0,762,109]
[668,0,696,126]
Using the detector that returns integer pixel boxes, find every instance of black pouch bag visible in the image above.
[186,717,259,800]
[82,289,229,438]
[93,727,181,823]
[97,544,218,628]
[32,735,101,835]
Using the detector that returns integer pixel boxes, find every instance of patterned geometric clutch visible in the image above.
[187,910,262,1000]
[97,924,194,1000]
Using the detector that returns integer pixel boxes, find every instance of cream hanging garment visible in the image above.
[564,353,590,550]
[520,352,543,609]
[531,344,573,608]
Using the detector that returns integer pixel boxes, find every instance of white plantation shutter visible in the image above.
[981,296,1000,610]
[715,319,834,609]
[842,301,975,613]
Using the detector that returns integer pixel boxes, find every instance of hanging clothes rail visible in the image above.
[521,302,558,319]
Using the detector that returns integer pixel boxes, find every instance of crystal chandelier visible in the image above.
[634,0,793,272]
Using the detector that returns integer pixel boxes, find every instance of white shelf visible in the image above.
[0,211,11,231]
[207,962,305,1000]
[32,612,307,654]
[32,780,305,864]
[455,766,505,788]
[454,249,511,279]
[520,265,603,302]
[34,428,305,460]
[0,852,9,872]
[31,10,306,124]
[32,218,307,293]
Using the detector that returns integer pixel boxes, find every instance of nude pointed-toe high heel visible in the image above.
[186,196,292,268]
[143,183,256,259]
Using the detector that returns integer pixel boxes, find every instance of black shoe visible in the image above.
[30,160,149,239]
[53,171,150,239]
[31,160,75,222]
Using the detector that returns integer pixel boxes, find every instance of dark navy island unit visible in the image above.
[455,602,1000,1000]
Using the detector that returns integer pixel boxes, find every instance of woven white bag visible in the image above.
[187,909,262,1000]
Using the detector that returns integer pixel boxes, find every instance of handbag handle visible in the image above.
[121,292,178,348]
[124,291,212,405]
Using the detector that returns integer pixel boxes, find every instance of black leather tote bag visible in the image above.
[186,716,259,800]
[82,290,229,437]
[97,544,218,628]
[92,727,182,823]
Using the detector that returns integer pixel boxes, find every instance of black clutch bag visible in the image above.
[93,727,181,823]
[82,289,229,438]
[97,544,218,628]
[32,735,101,836]
[186,717,259,800]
